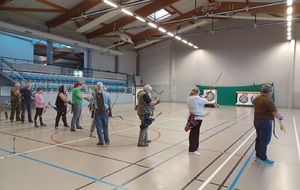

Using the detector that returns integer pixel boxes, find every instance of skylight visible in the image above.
[148,9,170,21]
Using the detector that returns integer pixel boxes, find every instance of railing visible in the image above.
[0,57,29,86]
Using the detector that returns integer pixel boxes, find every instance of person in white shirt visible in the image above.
[186,88,208,156]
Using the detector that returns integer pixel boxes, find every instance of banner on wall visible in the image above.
[204,89,218,105]
[236,91,260,106]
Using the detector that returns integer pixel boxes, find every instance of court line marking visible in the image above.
[197,130,256,190]
[228,149,255,190]
[0,147,128,190]
[293,116,300,164]
[0,116,181,160]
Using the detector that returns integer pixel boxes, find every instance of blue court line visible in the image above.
[228,149,255,190]
[0,147,128,190]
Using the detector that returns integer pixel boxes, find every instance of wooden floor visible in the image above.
[0,102,299,190]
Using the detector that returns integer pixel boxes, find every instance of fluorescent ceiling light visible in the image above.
[287,21,292,27]
[167,32,174,37]
[135,16,145,22]
[193,46,198,49]
[182,40,187,43]
[287,15,292,21]
[287,7,293,15]
[103,0,118,8]
[287,26,292,32]
[148,22,157,28]
[158,27,167,33]
[121,9,133,16]
[175,36,182,40]
[188,43,193,46]
[287,0,293,6]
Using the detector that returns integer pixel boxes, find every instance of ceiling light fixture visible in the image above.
[167,32,174,37]
[101,0,198,49]
[158,27,167,33]
[121,9,133,16]
[148,22,158,28]
[135,16,146,22]
[103,0,118,8]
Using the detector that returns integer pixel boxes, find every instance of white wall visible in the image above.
[0,34,34,61]
[139,21,300,108]
[90,52,115,72]
[139,41,172,101]
[292,22,300,108]
[119,50,137,74]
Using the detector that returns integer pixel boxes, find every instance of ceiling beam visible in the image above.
[76,9,121,33]
[132,9,195,42]
[35,0,67,11]
[0,0,11,6]
[46,0,102,28]
[86,0,181,39]
[132,1,300,42]
[0,7,64,13]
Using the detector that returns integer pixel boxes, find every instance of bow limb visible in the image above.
[273,119,278,139]
[253,81,262,93]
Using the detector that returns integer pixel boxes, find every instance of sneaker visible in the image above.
[40,123,47,127]
[105,142,110,145]
[55,126,58,130]
[260,159,274,166]
[34,124,39,128]
[64,125,70,128]
[70,129,76,132]
[255,157,261,162]
[77,126,83,130]
[97,142,104,146]
[145,140,152,143]
[188,151,200,156]
[137,144,149,147]
[90,133,96,138]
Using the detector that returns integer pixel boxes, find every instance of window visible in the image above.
[148,9,171,21]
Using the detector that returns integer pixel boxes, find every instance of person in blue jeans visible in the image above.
[93,82,112,146]
[20,83,34,123]
[253,84,284,166]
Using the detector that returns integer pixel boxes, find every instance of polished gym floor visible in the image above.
[0,102,299,190]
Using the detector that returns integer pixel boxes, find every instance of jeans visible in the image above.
[254,118,272,160]
[95,110,109,143]
[21,102,32,122]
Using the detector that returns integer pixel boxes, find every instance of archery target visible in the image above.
[236,92,260,106]
[203,89,217,104]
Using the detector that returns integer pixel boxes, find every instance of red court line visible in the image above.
[50,128,161,148]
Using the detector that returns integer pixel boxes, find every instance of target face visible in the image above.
[239,94,248,103]
[206,92,215,101]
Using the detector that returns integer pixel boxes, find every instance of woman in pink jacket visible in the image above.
[34,87,47,127]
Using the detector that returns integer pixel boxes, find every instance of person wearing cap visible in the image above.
[70,82,87,132]
[253,84,284,166]
[186,87,208,156]
[136,84,160,147]
[93,82,112,145]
